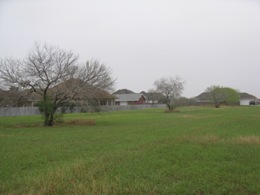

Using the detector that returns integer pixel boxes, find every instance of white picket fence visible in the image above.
[0,104,166,117]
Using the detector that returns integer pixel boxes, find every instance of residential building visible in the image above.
[115,93,146,105]
[239,93,258,106]
[195,92,258,106]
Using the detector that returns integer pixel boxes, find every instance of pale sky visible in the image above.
[0,0,260,98]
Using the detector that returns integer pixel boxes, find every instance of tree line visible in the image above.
[0,43,240,125]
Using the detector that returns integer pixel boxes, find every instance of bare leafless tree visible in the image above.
[0,43,116,126]
[154,76,184,110]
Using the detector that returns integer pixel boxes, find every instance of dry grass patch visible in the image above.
[25,159,116,195]
[0,134,14,138]
[179,134,220,144]
[232,136,260,145]
[181,115,204,119]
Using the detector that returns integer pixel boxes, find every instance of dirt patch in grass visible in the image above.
[164,110,180,113]
[11,119,96,128]
[65,119,96,126]
[14,123,43,128]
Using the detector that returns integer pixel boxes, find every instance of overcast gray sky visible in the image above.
[1,0,260,98]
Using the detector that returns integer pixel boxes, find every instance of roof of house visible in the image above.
[239,92,257,100]
[52,79,116,100]
[0,88,6,96]
[141,91,166,100]
[195,92,212,100]
[113,89,135,94]
[196,92,257,100]
[90,88,117,99]
[115,93,145,102]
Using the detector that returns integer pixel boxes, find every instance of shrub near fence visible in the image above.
[0,104,167,117]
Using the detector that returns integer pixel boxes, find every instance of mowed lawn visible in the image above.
[0,106,260,194]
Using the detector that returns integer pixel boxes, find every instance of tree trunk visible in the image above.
[48,114,54,126]
[215,102,220,108]
[166,98,172,110]
[44,113,50,126]
[44,113,54,126]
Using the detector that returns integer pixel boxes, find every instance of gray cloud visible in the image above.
[1,0,260,97]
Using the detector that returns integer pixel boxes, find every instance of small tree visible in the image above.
[154,76,184,110]
[0,43,115,126]
[206,86,239,108]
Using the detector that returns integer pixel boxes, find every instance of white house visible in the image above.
[239,93,257,106]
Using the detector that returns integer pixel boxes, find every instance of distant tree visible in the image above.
[206,86,239,108]
[154,76,185,110]
[8,86,28,107]
[0,86,28,107]
[0,43,115,126]
[174,97,197,107]
[144,89,167,104]
[146,89,157,104]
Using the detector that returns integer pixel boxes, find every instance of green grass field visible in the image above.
[0,106,260,194]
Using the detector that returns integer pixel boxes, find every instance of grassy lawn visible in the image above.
[0,106,260,194]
